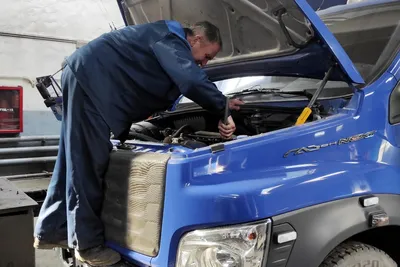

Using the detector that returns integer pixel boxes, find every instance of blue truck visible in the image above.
[34,0,400,266]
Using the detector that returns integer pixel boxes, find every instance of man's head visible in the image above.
[184,21,223,67]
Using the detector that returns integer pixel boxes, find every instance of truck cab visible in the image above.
[36,0,400,266]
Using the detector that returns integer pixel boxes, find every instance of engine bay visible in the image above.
[124,102,338,149]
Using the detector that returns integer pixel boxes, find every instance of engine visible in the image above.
[127,119,228,149]
[124,105,319,149]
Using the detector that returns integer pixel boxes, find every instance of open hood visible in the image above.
[116,0,365,84]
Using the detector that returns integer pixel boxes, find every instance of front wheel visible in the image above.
[320,241,397,267]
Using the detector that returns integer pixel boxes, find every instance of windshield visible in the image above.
[179,76,349,104]
[214,76,348,95]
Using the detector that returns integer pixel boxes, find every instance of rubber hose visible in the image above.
[128,131,160,142]
[172,124,192,138]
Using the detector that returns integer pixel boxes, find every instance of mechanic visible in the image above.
[33,20,244,266]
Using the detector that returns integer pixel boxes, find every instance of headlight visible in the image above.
[176,219,272,267]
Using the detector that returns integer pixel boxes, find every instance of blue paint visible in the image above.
[112,51,400,267]
[389,53,400,81]
[169,95,184,111]
[203,43,351,82]
[50,0,368,121]
[107,0,400,263]
[39,0,400,265]
[115,0,364,86]
[294,0,364,84]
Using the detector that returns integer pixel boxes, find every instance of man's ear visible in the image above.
[193,35,204,44]
[187,36,199,47]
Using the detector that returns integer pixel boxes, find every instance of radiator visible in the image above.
[101,149,170,257]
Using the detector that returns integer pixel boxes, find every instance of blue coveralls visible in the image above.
[34,20,228,250]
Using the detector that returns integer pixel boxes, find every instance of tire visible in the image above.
[320,241,397,267]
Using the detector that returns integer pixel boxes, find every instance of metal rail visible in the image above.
[0,31,80,44]
[0,135,60,216]
[0,135,59,143]
[0,156,57,166]
[1,172,53,180]
[0,135,59,176]
[0,146,58,154]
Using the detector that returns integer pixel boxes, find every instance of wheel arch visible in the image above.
[349,225,400,264]
[266,194,400,267]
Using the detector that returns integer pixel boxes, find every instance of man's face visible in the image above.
[189,35,220,67]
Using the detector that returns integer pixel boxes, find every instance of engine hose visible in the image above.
[128,131,160,142]
[172,124,192,138]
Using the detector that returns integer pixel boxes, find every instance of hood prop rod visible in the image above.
[295,65,335,125]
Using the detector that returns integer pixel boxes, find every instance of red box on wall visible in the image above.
[0,86,23,134]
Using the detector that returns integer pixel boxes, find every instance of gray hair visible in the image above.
[184,21,223,48]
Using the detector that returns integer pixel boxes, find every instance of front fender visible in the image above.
[268,194,400,267]
[154,155,400,266]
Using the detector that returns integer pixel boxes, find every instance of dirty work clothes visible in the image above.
[65,20,228,142]
[34,65,112,250]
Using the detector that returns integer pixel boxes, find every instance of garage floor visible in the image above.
[34,217,64,267]
[35,247,63,267]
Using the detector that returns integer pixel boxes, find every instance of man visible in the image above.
[33,20,243,266]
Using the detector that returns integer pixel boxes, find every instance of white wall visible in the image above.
[0,0,124,40]
[0,0,124,136]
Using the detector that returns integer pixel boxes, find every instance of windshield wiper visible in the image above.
[226,88,313,100]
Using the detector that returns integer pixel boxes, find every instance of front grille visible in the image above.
[101,149,171,257]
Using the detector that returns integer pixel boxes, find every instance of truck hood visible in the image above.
[116,0,365,84]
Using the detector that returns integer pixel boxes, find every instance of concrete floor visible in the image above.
[35,247,64,267]
[34,217,65,267]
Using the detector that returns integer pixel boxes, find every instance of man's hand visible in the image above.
[229,98,245,110]
[219,115,236,139]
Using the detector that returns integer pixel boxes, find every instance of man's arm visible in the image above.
[151,34,228,118]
